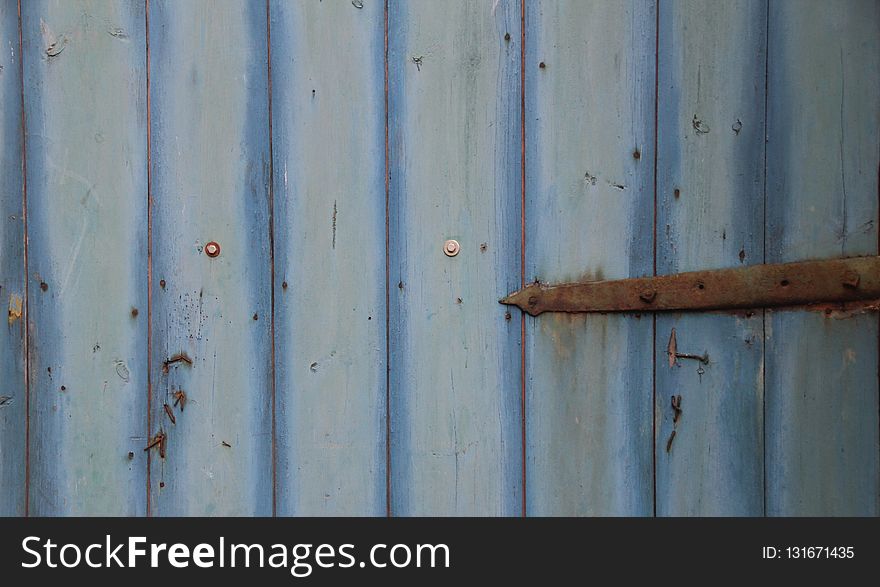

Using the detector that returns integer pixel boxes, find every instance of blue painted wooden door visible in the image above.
[1,0,877,516]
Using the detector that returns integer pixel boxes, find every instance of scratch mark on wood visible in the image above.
[107,27,128,40]
[692,114,710,134]
[114,360,130,382]
[332,199,337,250]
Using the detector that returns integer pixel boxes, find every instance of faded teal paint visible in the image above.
[271,0,386,516]
[389,0,523,516]
[525,0,655,516]
[655,0,766,516]
[0,0,25,516]
[3,1,879,518]
[765,0,880,515]
[22,0,148,515]
[148,0,272,516]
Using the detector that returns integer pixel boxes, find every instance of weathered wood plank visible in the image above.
[148,0,272,516]
[655,0,766,516]
[0,0,26,516]
[22,0,147,515]
[765,0,880,515]
[388,0,523,516]
[525,0,655,515]
[271,0,386,516]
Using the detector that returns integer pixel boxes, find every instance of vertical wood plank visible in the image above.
[388,0,523,516]
[525,0,656,516]
[22,0,147,515]
[765,0,880,515]
[149,0,272,516]
[0,0,26,516]
[655,0,766,516]
[271,0,386,516]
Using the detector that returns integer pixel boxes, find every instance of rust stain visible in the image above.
[8,294,22,324]
[801,298,880,318]
[20,0,32,517]
[146,0,154,517]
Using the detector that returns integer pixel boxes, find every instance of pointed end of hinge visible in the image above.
[500,283,543,316]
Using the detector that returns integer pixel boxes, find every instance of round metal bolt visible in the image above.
[205,241,221,258]
[639,288,657,303]
[443,239,461,257]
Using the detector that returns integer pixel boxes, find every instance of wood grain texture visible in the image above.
[524,0,655,515]
[22,0,147,515]
[388,0,523,516]
[0,0,26,516]
[271,0,386,516]
[655,0,766,515]
[765,0,880,515]
[148,0,272,516]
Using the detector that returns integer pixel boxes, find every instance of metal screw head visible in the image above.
[205,241,221,258]
[639,288,657,303]
[443,239,460,257]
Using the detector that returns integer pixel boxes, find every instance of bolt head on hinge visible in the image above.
[639,288,657,303]
[842,270,860,289]
[444,239,460,257]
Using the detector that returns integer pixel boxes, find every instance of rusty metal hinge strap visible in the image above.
[500,256,880,316]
